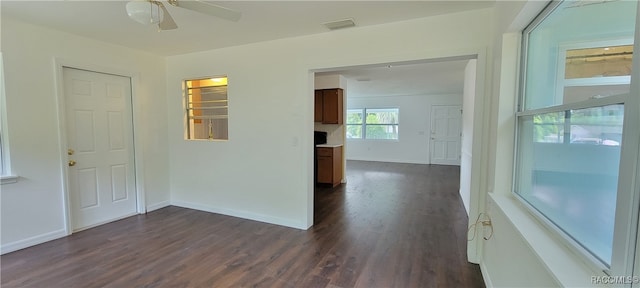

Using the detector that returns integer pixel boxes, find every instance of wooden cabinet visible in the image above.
[314,90,323,122]
[317,146,343,187]
[314,88,343,124]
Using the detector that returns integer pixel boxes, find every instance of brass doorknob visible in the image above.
[68,160,76,167]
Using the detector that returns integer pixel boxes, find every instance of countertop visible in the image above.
[316,144,344,148]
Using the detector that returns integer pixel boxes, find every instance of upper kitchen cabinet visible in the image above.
[314,90,323,122]
[315,88,343,124]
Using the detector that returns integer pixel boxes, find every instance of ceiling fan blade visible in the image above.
[157,2,178,30]
[176,0,241,22]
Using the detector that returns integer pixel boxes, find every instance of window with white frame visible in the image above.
[515,0,637,272]
[346,108,399,140]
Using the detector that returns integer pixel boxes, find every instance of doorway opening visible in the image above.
[311,55,479,226]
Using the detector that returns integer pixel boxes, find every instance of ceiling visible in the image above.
[1,1,494,56]
[1,1,490,96]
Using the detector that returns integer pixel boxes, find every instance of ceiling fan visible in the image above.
[125,0,241,31]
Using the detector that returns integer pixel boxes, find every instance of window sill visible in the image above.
[488,193,604,287]
[1,175,19,185]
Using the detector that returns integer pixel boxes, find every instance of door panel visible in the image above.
[64,67,136,231]
[430,105,462,165]
[74,111,96,152]
[111,164,128,202]
[107,111,125,150]
[77,168,98,208]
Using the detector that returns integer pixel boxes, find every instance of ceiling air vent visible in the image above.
[323,18,356,31]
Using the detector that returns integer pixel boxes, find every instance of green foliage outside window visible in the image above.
[347,108,398,140]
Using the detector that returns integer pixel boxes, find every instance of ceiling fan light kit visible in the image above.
[126,0,164,25]
[125,0,241,31]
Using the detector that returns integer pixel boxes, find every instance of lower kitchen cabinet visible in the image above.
[317,145,343,187]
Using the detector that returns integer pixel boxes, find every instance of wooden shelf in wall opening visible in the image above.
[191,115,228,120]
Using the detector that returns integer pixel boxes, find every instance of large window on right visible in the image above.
[515,0,637,270]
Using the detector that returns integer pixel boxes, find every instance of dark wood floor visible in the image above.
[1,161,484,288]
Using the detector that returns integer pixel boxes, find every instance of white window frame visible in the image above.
[0,52,17,184]
[513,0,640,277]
[346,108,399,140]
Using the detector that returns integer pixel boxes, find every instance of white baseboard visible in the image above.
[480,261,494,288]
[146,200,170,212]
[1,229,67,255]
[171,200,305,230]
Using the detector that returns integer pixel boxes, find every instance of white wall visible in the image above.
[0,17,170,253]
[346,93,461,164]
[314,74,347,90]
[166,8,493,229]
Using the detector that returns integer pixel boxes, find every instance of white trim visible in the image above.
[466,47,490,264]
[479,261,494,288]
[516,93,626,117]
[129,73,147,214]
[146,200,171,212]
[171,200,306,230]
[0,53,13,178]
[620,0,640,281]
[53,60,72,235]
[0,229,67,255]
[564,76,631,87]
[1,175,18,185]
[53,58,146,236]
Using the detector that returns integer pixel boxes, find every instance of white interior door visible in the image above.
[64,67,137,231]
[430,105,462,165]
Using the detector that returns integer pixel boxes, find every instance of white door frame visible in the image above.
[54,59,146,235]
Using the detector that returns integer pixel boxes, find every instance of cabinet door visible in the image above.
[322,89,343,124]
[314,90,323,122]
[317,156,333,184]
[332,146,343,186]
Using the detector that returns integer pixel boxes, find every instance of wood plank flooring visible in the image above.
[1,161,484,288]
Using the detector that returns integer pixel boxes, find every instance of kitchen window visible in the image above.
[347,108,398,140]
[184,76,228,140]
[514,0,637,273]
